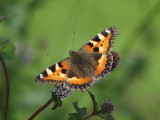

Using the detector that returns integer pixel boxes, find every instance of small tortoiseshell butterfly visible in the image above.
[35,27,120,90]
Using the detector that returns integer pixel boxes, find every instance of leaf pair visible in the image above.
[87,90,114,120]
[68,101,87,120]
[68,90,115,120]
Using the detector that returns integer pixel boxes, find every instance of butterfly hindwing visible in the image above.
[110,51,120,71]
[65,57,95,90]
[78,52,113,80]
[35,58,70,85]
[93,53,113,79]
[64,52,114,90]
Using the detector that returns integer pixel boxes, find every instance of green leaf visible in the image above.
[51,91,62,110]
[0,40,15,60]
[87,90,98,112]
[97,111,114,120]
[67,113,81,120]
[73,101,87,118]
[67,101,87,120]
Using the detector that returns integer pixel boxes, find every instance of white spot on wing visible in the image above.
[46,68,53,75]
[105,29,110,34]
[98,54,106,64]
[99,47,104,52]
[89,40,97,45]
[56,63,60,70]
[40,74,43,79]
[67,77,75,81]
[98,34,104,40]
[59,73,65,78]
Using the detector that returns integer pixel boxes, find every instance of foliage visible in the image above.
[0,39,15,60]
[68,101,87,120]
[68,90,114,120]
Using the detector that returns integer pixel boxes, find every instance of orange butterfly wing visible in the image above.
[79,27,118,53]
[35,58,70,85]
[79,27,119,78]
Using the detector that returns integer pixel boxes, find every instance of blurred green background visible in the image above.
[1,0,160,120]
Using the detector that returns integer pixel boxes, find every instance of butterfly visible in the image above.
[35,27,120,90]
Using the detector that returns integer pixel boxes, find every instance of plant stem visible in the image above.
[28,98,52,120]
[0,56,9,120]
[0,39,9,46]
[0,14,17,23]
[82,111,98,120]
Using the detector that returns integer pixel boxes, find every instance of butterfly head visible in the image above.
[69,50,81,62]
[69,50,77,56]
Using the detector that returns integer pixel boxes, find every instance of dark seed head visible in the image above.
[53,84,73,100]
[100,100,115,115]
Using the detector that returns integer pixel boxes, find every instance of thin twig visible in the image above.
[0,56,9,120]
[82,90,98,120]
[0,39,9,46]
[0,14,17,23]
[28,98,52,120]
[82,111,98,120]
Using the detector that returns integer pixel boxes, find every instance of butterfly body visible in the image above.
[35,27,120,90]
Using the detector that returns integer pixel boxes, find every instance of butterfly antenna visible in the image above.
[45,52,68,56]
[72,29,76,50]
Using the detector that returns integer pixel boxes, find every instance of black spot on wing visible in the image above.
[42,70,48,77]
[49,64,55,72]
[62,69,67,74]
[101,31,109,37]
[58,62,63,68]
[93,47,99,52]
[36,75,40,79]
[87,42,93,47]
[92,35,100,42]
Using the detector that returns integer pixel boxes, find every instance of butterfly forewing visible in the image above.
[35,58,71,85]
[79,27,118,53]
